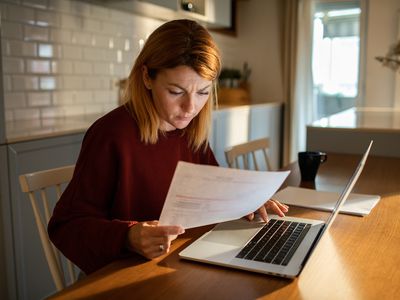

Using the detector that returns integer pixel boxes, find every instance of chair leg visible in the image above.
[28,193,65,291]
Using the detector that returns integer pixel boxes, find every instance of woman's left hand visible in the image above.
[246,199,289,222]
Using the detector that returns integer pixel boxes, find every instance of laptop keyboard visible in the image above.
[236,219,311,266]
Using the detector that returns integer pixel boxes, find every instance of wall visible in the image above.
[363,0,400,107]
[0,0,164,125]
[212,0,284,104]
[0,0,284,130]
[236,0,283,104]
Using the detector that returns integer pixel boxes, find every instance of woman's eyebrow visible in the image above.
[168,83,183,88]
[167,83,212,92]
[198,84,212,91]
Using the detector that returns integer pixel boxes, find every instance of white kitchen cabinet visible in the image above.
[138,0,214,21]
[212,105,250,166]
[141,0,177,10]
[248,103,282,170]
[0,145,13,300]
[206,0,232,28]
[211,103,283,169]
[90,0,232,28]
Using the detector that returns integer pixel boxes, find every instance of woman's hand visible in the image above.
[126,220,185,259]
[246,199,289,223]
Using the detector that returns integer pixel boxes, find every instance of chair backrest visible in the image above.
[224,137,274,171]
[19,165,76,291]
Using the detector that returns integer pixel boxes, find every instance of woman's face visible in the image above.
[143,65,212,131]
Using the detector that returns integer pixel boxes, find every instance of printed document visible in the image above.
[159,161,290,229]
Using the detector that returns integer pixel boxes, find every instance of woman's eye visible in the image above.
[169,90,183,95]
[198,91,209,96]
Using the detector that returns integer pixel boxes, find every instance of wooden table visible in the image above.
[48,154,400,300]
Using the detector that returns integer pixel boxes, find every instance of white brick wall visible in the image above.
[1,0,163,121]
[1,0,243,123]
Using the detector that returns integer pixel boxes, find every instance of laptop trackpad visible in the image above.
[201,219,264,247]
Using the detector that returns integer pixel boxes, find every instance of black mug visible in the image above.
[298,151,327,181]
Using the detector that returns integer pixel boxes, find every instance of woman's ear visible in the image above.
[142,65,152,90]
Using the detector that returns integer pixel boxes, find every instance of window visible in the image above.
[312,2,361,119]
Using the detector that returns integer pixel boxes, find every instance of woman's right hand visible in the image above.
[126,220,185,259]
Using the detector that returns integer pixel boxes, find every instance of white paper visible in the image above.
[159,161,290,229]
[273,186,381,216]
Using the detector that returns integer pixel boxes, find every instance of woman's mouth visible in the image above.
[176,115,193,121]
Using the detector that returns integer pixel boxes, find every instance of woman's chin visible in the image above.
[161,118,193,131]
[174,120,192,129]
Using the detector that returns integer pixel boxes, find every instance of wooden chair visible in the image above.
[224,137,274,171]
[18,165,76,291]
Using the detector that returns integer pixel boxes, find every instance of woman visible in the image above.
[48,19,288,275]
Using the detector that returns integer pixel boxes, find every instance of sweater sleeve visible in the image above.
[48,122,136,274]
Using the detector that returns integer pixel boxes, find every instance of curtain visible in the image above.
[395,10,400,108]
[281,0,299,166]
[282,0,315,165]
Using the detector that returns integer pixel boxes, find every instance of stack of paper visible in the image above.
[273,186,380,216]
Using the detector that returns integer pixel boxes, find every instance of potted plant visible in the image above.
[217,63,251,105]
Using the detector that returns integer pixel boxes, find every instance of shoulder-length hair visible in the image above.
[123,19,221,151]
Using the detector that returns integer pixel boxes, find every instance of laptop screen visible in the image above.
[307,140,373,252]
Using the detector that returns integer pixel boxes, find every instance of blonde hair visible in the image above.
[124,19,221,151]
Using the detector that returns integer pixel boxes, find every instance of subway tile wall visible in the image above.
[0,0,163,122]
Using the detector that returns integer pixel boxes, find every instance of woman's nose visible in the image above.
[182,94,196,114]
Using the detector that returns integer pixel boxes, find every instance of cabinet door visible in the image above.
[206,0,232,27]
[0,145,14,300]
[249,104,282,170]
[140,0,177,10]
[212,106,250,167]
[5,134,84,300]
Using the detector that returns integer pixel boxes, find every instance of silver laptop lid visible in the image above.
[297,140,373,273]
[323,140,373,232]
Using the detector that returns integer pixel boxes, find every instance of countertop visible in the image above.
[5,113,102,144]
[5,102,283,144]
[309,107,400,132]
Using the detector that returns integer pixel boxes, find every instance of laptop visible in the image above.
[179,141,373,278]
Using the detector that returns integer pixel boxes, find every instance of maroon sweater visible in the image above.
[48,106,218,274]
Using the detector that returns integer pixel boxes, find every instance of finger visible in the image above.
[143,228,181,254]
[276,200,289,211]
[147,220,159,226]
[162,240,173,253]
[154,238,173,255]
[246,212,255,221]
[145,244,167,259]
[258,205,269,223]
[270,199,289,212]
[267,200,286,217]
[128,222,184,259]
[149,235,175,249]
[142,237,170,256]
[168,234,178,242]
[150,225,185,237]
